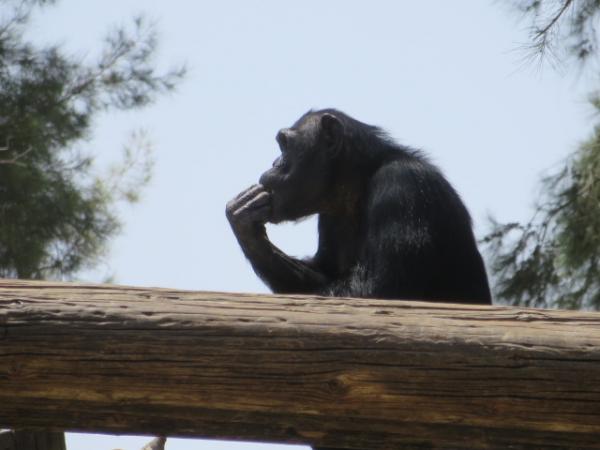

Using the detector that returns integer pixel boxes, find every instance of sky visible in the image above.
[25,1,595,449]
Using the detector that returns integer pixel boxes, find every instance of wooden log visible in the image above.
[0,430,65,450]
[1,279,600,449]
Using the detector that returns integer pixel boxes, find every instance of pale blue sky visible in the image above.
[28,1,592,449]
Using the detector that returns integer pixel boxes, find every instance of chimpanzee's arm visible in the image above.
[226,184,329,294]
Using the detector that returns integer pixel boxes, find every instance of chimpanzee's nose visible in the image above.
[259,171,273,191]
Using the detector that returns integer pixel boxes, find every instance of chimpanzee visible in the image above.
[226,108,491,305]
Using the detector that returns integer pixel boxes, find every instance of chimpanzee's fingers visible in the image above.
[226,184,267,219]
[245,203,272,223]
[233,191,271,217]
[232,184,265,205]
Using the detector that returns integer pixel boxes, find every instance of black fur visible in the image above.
[226,108,491,304]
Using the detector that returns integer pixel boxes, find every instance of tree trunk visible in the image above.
[1,279,600,449]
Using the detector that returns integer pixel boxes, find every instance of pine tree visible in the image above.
[0,0,184,279]
[486,0,600,308]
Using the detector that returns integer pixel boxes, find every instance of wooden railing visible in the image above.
[1,280,600,449]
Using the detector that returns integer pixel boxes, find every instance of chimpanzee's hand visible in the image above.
[226,184,272,235]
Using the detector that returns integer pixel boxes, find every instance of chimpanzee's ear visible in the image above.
[320,113,343,148]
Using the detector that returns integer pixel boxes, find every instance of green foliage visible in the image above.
[485,1,600,309]
[484,98,600,309]
[0,2,184,279]
[511,0,600,67]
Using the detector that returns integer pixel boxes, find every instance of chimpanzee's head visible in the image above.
[259,110,344,223]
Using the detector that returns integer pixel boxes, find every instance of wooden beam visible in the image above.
[1,279,600,449]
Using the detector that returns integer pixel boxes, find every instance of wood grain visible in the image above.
[1,279,600,449]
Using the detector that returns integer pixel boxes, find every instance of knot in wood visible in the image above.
[8,299,23,308]
[327,376,350,396]
[515,311,548,322]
